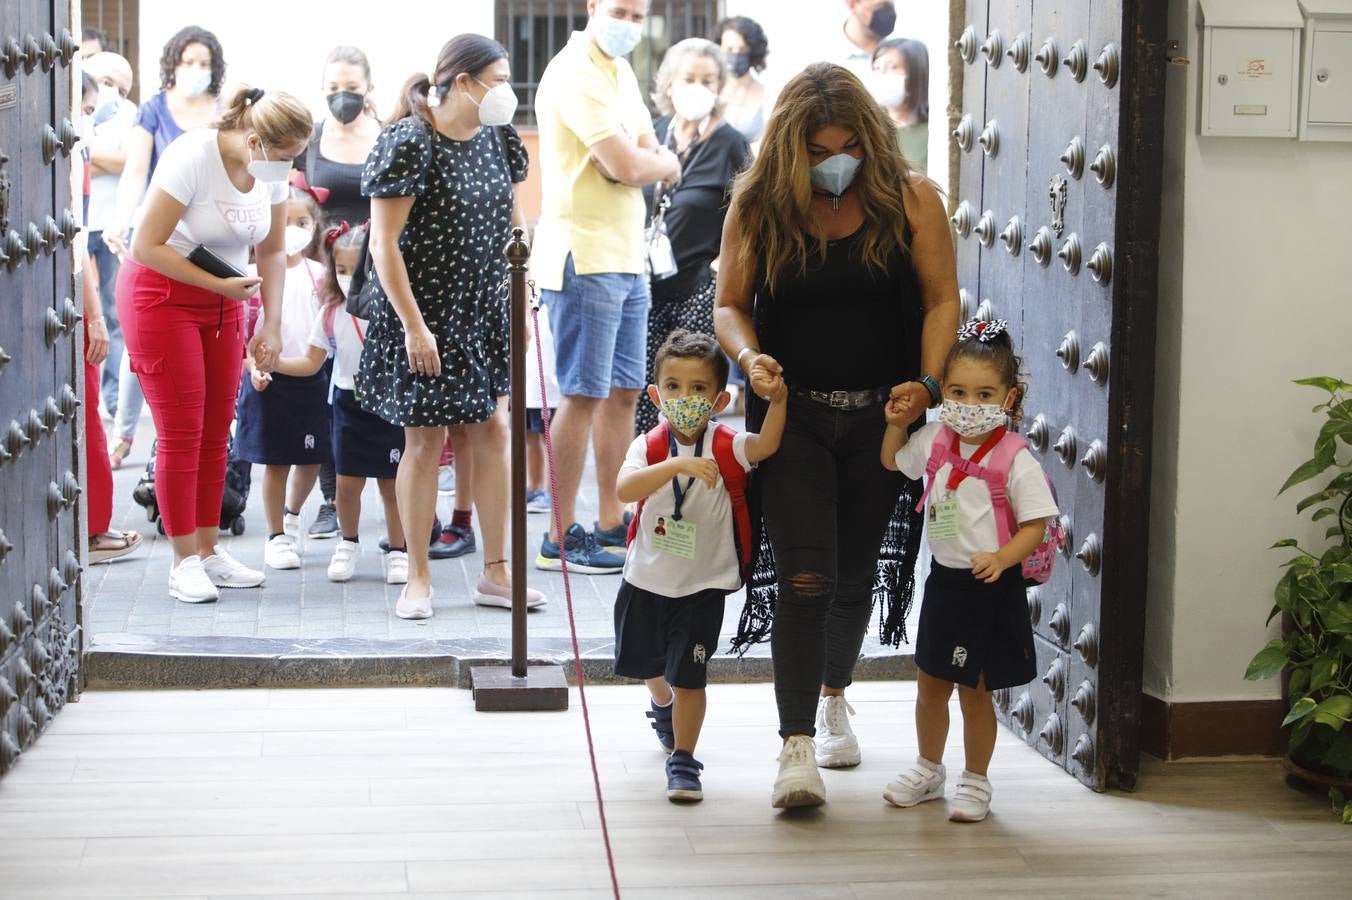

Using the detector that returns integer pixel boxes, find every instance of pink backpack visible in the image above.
[915,425,1064,585]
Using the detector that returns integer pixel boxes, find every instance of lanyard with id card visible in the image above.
[652,430,703,560]
[928,427,1007,542]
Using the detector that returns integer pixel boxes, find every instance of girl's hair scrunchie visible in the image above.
[957,317,1010,343]
[325,220,351,247]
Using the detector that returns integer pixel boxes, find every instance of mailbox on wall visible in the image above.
[1299,0,1352,141]
[1199,0,1305,137]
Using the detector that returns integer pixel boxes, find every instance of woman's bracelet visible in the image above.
[737,346,759,372]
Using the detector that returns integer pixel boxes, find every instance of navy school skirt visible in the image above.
[914,562,1037,690]
[235,365,332,466]
[332,387,404,480]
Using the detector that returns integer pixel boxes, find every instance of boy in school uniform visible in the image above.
[614,329,787,802]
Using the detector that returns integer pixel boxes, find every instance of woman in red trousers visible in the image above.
[119,84,312,603]
[82,245,143,564]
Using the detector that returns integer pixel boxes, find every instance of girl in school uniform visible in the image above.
[881,319,1060,823]
[274,223,409,584]
[236,178,331,571]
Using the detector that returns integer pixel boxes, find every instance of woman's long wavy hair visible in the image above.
[728,63,915,293]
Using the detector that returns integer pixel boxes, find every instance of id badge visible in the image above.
[652,519,697,559]
[928,500,961,541]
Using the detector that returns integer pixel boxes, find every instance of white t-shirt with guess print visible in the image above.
[150,128,287,274]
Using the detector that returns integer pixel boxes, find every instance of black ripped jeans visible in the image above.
[760,395,905,738]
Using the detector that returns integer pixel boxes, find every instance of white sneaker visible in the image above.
[168,556,219,604]
[384,550,409,585]
[883,758,947,808]
[283,511,301,539]
[265,534,301,570]
[327,540,360,582]
[815,695,861,768]
[771,734,827,808]
[202,545,265,588]
[948,771,992,823]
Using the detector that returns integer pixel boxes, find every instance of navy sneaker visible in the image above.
[666,750,704,802]
[535,523,624,574]
[526,489,551,514]
[592,513,635,551]
[646,698,675,754]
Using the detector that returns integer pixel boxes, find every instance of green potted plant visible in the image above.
[1245,377,1352,825]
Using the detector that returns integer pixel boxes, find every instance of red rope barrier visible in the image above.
[533,301,622,900]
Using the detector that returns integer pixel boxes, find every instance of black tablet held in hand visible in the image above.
[187,244,245,280]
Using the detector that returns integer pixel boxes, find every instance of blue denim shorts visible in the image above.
[544,254,650,399]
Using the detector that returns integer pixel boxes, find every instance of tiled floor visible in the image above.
[88,416,916,652]
[0,680,1343,898]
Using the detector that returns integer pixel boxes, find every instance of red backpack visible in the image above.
[625,421,754,583]
[915,425,1064,585]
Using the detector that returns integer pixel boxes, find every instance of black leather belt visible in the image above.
[792,387,891,410]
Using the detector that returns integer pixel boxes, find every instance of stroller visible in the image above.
[132,435,252,535]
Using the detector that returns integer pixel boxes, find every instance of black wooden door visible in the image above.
[0,0,84,780]
[953,0,1166,790]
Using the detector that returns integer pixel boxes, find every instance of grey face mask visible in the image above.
[810,152,863,198]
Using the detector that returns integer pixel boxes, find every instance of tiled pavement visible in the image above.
[85,414,912,676]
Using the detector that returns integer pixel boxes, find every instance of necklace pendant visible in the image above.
[831,195,841,212]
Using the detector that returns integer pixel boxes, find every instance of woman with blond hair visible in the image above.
[635,37,750,434]
[120,85,312,603]
[714,62,959,808]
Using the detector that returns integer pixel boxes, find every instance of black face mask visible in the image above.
[726,51,753,78]
[868,3,898,39]
[327,90,365,125]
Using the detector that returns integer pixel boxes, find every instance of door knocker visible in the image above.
[1049,174,1068,237]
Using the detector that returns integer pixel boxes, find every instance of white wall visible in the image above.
[137,0,497,122]
[1146,0,1352,703]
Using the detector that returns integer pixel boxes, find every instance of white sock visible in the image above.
[917,756,944,773]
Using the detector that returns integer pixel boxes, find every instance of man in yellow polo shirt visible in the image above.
[533,0,683,574]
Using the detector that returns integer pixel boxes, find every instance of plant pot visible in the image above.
[1284,754,1352,792]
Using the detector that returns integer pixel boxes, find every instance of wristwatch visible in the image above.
[919,374,942,407]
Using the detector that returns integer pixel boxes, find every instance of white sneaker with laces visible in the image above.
[771,734,827,808]
[384,550,409,585]
[883,757,947,808]
[265,534,301,570]
[948,771,992,823]
[168,556,219,603]
[814,695,861,768]
[283,512,301,539]
[327,540,360,582]
[202,545,265,588]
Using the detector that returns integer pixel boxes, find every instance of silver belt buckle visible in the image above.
[829,390,850,409]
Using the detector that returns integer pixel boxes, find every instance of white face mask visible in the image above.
[336,274,353,297]
[671,82,717,122]
[869,72,907,110]
[594,15,643,58]
[177,65,212,97]
[284,225,313,257]
[247,137,292,184]
[93,84,122,124]
[939,399,1009,438]
[471,78,518,128]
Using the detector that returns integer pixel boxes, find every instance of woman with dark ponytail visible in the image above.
[120,84,313,603]
[356,34,543,620]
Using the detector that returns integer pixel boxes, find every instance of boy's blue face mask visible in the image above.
[810,152,863,197]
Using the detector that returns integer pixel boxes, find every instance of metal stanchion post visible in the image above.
[471,228,568,712]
